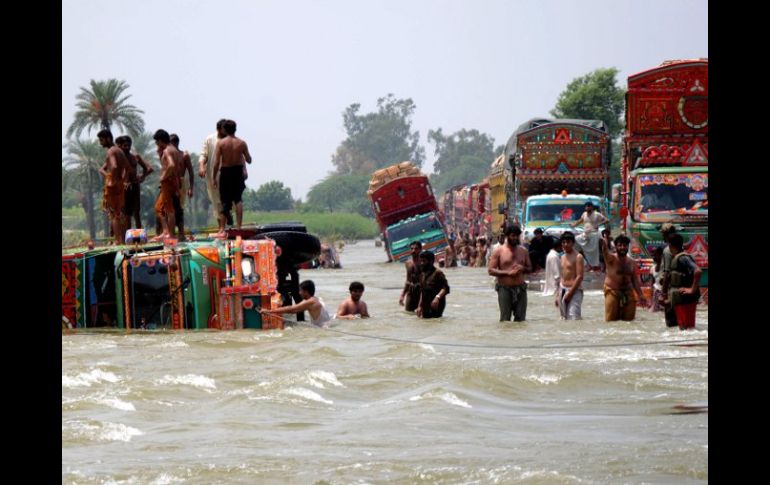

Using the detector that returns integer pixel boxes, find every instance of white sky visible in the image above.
[62,0,707,199]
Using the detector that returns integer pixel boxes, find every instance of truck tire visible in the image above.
[257,231,321,266]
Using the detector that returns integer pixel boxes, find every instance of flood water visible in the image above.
[62,239,708,484]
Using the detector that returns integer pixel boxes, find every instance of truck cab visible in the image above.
[521,194,606,244]
[386,211,449,262]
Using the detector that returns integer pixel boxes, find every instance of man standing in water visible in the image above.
[212,119,252,233]
[399,240,423,312]
[415,251,450,319]
[555,232,584,320]
[488,224,532,322]
[664,233,702,329]
[170,134,194,238]
[600,235,648,321]
[116,135,154,230]
[97,129,131,244]
[198,119,227,225]
[152,129,182,240]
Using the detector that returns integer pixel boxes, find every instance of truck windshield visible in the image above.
[527,202,589,223]
[634,173,708,222]
[388,214,443,243]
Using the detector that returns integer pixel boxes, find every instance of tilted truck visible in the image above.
[619,59,708,301]
[368,161,450,262]
[502,118,611,244]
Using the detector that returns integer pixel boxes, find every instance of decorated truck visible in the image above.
[502,118,611,243]
[441,181,491,240]
[368,161,449,262]
[619,59,708,301]
[62,224,321,330]
[488,154,511,237]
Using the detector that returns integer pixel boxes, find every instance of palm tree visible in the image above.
[63,139,107,239]
[66,79,145,139]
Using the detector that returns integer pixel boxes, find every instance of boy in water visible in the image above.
[261,280,331,327]
[336,281,370,319]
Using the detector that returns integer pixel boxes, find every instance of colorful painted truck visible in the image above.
[62,224,321,330]
[619,59,708,301]
[488,154,511,237]
[502,118,611,243]
[441,181,491,240]
[368,161,449,262]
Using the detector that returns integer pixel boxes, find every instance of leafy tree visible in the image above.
[306,174,371,216]
[550,67,625,140]
[66,79,145,139]
[427,128,496,193]
[253,180,293,211]
[551,67,626,185]
[332,94,425,175]
[62,139,106,238]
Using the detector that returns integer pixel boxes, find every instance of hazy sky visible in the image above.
[62,0,707,199]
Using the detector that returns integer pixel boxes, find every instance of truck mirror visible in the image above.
[611,183,622,203]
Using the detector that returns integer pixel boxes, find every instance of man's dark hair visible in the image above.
[170,134,180,146]
[153,129,170,144]
[223,119,237,135]
[418,250,435,263]
[409,240,423,250]
[561,231,576,242]
[299,280,316,296]
[504,224,522,236]
[115,135,127,145]
[97,129,113,141]
[668,233,685,251]
[614,235,631,246]
[585,201,595,208]
[216,118,227,130]
[349,281,364,292]
[534,227,544,235]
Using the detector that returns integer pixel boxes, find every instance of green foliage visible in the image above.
[306,174,372,216]
[427,128,496,193]
[331,94,425,175]
[66,79,145,139]
[550,67,626,140]
[241,211,378,239]
[252,180,293,211]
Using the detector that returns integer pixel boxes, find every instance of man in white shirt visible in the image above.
[198,119,227,225]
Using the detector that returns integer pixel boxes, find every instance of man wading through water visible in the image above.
[399,240,423,312]
[488,224,532,321]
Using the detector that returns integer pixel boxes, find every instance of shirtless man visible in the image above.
[97,129,131,244]
[152,129,182,240]
[600,235,648,321]
[336,281,370,320]
[212,119,252,233]
[261,280,331,328]
[116,135,154,229]
[169,134,194,238]
[488,224,532,321]
[555,231,584,320]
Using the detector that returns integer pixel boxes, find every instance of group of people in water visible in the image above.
[261,214,701,331]
[98,119,252,244]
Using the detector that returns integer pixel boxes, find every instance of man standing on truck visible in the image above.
[488,224,532,322]
[399,241,423,312]
[212,119,252,233]
[572,201,609,271]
